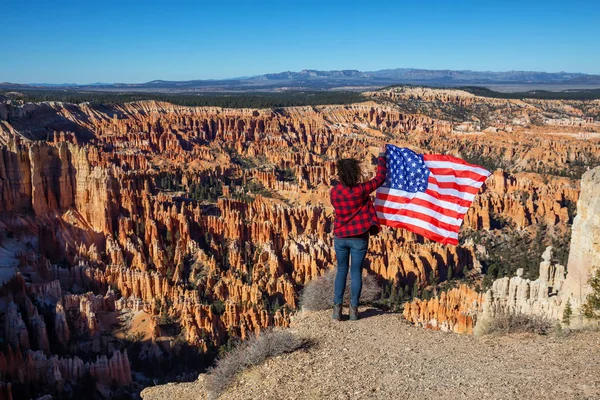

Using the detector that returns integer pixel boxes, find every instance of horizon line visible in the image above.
[3,66,599,86]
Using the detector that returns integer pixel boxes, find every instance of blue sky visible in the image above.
[1,0,598,83]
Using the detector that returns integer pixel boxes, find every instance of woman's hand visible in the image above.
[369,144,387,157]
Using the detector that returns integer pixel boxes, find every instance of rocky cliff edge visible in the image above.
[141,308,600,400]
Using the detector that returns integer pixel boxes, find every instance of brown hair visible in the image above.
[336,158,362,187]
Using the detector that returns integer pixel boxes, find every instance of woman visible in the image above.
[330,145,387,321]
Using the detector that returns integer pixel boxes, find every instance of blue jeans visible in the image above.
[333,236,368,308]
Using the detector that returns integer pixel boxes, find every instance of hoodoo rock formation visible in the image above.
[0,89,598,398]
[403,285,484,334]
[562,166,600,309]
[403,246,569,332]
[481,247,566,321]
[404,166,600,332]
[479,167,600,325]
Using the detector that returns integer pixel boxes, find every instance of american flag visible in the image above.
[375,145,491,245]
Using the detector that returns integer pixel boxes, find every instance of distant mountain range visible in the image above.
[2,68,600,92]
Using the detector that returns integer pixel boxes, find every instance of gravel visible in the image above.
[141,308,600,400]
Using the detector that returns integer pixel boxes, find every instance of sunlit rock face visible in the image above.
[0,92,598,397]
[403,285,484,334]
[563,166,600,308]
[404,166,600,332]
[481,247,567,319]
[481,166,600,324]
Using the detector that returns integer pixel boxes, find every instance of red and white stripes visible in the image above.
[375,154,490,245]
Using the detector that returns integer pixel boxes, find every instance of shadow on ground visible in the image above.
[336,307,386,321]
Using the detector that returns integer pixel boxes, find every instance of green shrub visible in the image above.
[562,299,573,326]
[583,268,600,320]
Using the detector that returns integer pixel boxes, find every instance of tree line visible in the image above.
[1,89,366,108]
[380,84,600,100]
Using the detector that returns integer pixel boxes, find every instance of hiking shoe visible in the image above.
[349,306,359,321]
[332,304,342,321]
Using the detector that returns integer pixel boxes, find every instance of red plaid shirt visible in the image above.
[331,155,387,238]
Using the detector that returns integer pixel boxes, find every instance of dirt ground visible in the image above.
[141,308,600,400]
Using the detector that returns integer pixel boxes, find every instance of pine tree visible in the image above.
[428,271,439,286]
[462,265,470,278]
[583,269,600,320]
[562,299,573,326]
[411,283,419,299]
[380,283,389,301]
[393,286,404,312]
[397,286,404,305]
[389,285,397,307]
[272,297,281,313]
[166,267,174,280]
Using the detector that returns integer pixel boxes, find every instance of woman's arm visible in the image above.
[360,146,387,195]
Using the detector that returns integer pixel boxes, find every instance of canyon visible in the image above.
[0,87,599,398]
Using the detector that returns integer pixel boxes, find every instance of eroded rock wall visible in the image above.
[562,167,600,306]
[0,98,598,396]
[403,285,484,334]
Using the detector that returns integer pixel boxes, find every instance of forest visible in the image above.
[0,89,366,108]
[380,84,600,100]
